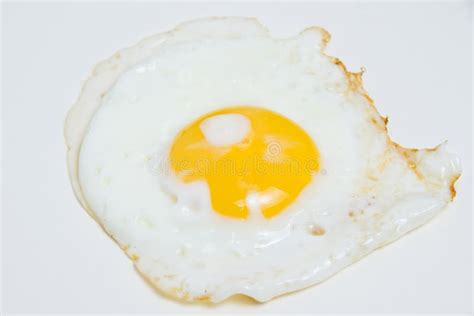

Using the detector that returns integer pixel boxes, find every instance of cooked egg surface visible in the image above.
[170,106,320,219]
[65,18,461,303]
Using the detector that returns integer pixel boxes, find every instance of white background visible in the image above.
[2,1,472,314]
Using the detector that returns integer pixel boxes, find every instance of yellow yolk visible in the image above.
[169,106,320,219]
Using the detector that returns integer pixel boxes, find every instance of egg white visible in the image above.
[65,17,461,302]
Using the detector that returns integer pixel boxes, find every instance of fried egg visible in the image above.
[64,17,461,303]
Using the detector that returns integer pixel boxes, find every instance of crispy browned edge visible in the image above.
[320,29,460,201]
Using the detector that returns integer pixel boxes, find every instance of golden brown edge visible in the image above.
[319,28,461,200]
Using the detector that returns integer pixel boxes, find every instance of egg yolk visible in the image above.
[169,106,320,219]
